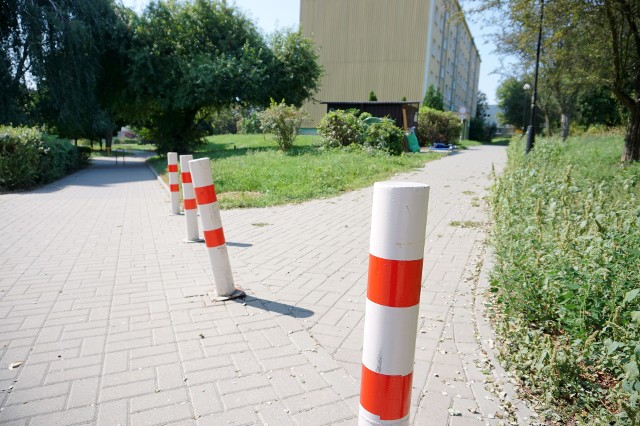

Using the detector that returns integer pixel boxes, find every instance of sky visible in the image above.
[120,0,509,104]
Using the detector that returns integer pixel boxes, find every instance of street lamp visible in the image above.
[526,0,545,154]
[522,83,531,137]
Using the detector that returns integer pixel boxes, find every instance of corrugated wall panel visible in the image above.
[301,0,480,126]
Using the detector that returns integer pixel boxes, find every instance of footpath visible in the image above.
[0,147,537,425]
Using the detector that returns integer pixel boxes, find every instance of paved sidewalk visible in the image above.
[0,146,528,425]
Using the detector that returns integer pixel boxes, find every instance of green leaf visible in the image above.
[624,289,640,304]
[623,360,639,379]
[631,311,640,323]
[605,339,621,355]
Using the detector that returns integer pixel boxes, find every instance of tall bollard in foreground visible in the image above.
[359,181,430,425]
[188,157,244,301]
[168,152,181,215]
[179,154,203,243]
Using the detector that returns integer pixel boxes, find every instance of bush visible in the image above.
[416,107,461,146]
[491,136,640,423]
[318,110,365,148]
[0,125,83,190]
[258,100,308,151]
[238,110,263,134]
[363,119,404,156]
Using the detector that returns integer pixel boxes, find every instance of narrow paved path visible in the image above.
[0,146,530,425]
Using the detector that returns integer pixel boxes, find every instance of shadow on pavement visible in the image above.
[226,242,253,248]
[236,294,314,318]
[15,155,157,195]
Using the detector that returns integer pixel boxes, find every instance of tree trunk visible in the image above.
[622,103,640,162]
[544,113,552,136]
[105,135,112,155]
[561,113,570,141]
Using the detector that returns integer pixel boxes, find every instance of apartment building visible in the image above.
[300,0,481,130]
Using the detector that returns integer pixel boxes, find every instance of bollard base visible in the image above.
[183,238,205,244]
[169,212,184,216]
[208,289,245,302]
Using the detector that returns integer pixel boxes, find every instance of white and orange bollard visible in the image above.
[168,152,181,215]
[359,181,430,425]
[179,154,203,243]
[188,157,244,301]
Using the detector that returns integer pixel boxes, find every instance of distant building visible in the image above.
[486,105,516,137]
[300,0,481,134]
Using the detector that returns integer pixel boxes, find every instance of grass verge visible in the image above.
[149,134,444,209]
[489,135,640,424]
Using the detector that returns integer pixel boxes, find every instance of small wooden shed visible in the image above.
[322,101,420,130]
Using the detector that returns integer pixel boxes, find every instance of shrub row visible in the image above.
[317,110,404,155]
[416,107,461,146]
[0,126,90,190]
[490,136,640,423]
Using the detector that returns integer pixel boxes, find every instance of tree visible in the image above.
[470,91,492,142]
[267,29,322,107]
[369,91,378,101]
[423,84,444,111]
[474,0,640,160]
[124,1,322,153]
[0,0,129,144]
[496,77,529,128]
[476,91,489,120]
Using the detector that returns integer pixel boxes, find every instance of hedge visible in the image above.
[0,126,90,190]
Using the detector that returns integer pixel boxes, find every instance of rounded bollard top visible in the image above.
[370,181,430,261]
[188,157,214,188]
[373,181,429,190]
[179,154,194,169]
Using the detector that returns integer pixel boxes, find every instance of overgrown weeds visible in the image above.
[490,135,640,424]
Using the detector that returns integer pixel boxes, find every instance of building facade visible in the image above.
[300,0,481,130]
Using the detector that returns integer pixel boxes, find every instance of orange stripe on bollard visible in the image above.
[184,198,197,210]
[360,364,412,421]
[204,228,225,248]
[181,172,192,183]
[168,164,178,172]
[170,184,179,192]
[367,254,423,308]
[194,185,217,205]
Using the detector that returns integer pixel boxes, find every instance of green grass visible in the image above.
[490,135,640,424]
[149,134,444,208]
[75,138,157,156]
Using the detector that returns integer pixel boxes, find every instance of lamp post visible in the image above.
[526,0,544,154]
[522,83,531,137]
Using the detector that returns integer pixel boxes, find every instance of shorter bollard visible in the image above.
[168,152,181,215]
[359,181,430,425]
[179,154,203,243]
[188,157,244,301]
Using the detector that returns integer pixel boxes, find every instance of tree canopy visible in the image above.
[0,0,127,140]
[475,0,640,160]
[423,84,444,111]
[1,0,322,153]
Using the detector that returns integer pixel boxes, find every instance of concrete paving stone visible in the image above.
[0,395,67,422]
[292,400,356,426]
[29,406,96,426]
[4,382,69,406]
[67,376,100,408]
[130,402,193,426]
[217,374,270,395]
[189,383,223,418]
[320,369,359,399]
[197,407,258,426]
[99,379,157,403]
[183,365,237,386]
[230,351,263,376]
[255,401,296,426]
[282,387,340,414]
[130,387,188,413]
[44,364,102,385]
[221,385,277,410]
